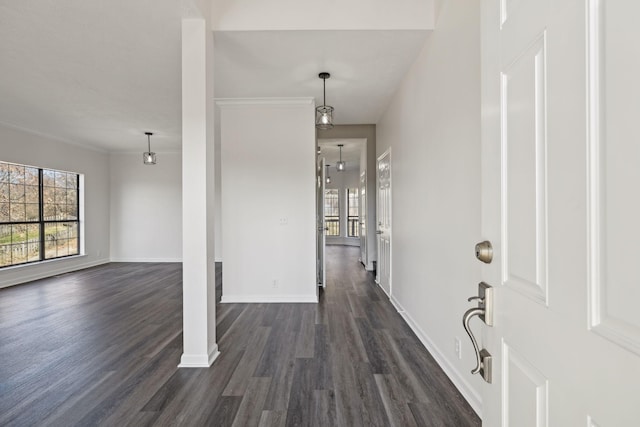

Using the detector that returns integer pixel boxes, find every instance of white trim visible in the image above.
[215,257,223,262]
[215,97,314,107]
[178,344,220,368]
[0,256,109,289]
[384,284,482,418]
[220,294,318,303]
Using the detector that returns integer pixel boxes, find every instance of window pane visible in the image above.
[9,184,25,202]
[0,163,8,183]
[67,173,77,189]
[44,222,58,259]
[43,203,55,220]
[43,170,55,187]
[43,186,54,204]
[324,189,340,236]
[55,187,66,204]
[56,240,69,257]
[25,167,38,185]
[27,223,40,264]
[56,204,70,220]
[0,245,9,267]
[0,225,9,244]
[25,185,39,203]
[67,204,78,220]
[26,203,39,221]
[10,203,25,222]
[0,203,8,222]
[347,188,359,237]
[9,164,24,184]
[67,189,77,207]
[67,222,79,255]
[0,183,8,202]
[55,171,67,188]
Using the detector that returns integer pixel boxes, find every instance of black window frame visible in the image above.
[0,161,81,268]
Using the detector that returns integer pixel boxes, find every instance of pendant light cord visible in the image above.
[323,77,327,107]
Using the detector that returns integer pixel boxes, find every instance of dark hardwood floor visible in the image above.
[0,246,480,426]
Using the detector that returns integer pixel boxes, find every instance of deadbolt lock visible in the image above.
[475,240,493,264]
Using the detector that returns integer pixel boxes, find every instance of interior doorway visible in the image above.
[316,138,368,288]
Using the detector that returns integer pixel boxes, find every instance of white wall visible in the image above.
[109,151,182,262]
[0,123,110,288]
[376,0,482,415]
[219,99,316,303]
[325,168,360,246]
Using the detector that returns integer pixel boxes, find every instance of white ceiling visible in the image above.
[0,1,428,152]
[214,30,429,126]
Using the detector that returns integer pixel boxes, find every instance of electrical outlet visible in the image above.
[272,279,277,288]
[455,337,462,359]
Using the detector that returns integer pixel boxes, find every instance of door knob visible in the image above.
[475,240,493,263]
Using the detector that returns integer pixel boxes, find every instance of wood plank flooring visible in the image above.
[0,246,480,426]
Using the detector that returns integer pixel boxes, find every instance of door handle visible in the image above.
[376,230,383,234]
[463,307,487,375]
[461,282,494,383]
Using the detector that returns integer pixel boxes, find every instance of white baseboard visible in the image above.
[220,294,318,303]
[0,256,110,289]
[379,284,482,418]
[178,344,220,368]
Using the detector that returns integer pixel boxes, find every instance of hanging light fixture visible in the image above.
[336,144,345,171]
[325,164,331,184]
[143,132,156,165]
[316,72,334,130]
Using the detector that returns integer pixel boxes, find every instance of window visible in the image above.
[0,161,80,268]
[347,188,359,237]
[324,189,340,236]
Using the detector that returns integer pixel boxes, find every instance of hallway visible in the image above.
[0,246,479,426]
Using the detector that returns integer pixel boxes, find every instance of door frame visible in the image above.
[375,148,392,296]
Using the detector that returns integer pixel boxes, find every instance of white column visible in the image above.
[179,16,218,367]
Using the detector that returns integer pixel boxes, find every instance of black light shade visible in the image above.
[143,132,156,165]
[336,144,345,171]
[316,72,334,130]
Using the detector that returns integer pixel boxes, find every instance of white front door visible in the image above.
[477,0,640,425]
[359,170,367,267]
[376,149,391,295]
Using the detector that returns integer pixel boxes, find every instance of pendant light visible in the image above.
[325,164,331,184]
[336,144,345,171]
[316,72,334,130]
[143,132,156,165]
